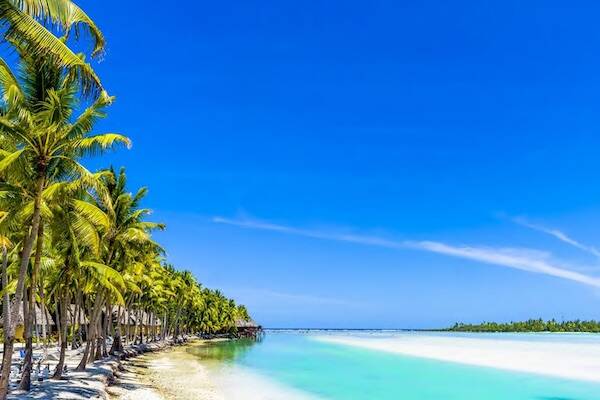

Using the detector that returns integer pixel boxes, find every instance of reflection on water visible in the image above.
[186,338,260,364]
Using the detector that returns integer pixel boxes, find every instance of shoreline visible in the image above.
[110,338,234,400]
[7,339,190,400]
[315,334,600,383]
[116,341,318,400]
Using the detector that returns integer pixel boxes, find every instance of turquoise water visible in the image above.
[192,331,600,399]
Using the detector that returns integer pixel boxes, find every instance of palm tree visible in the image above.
[0,49,127,395]
[0,3,259,396]
[74,167,163,369]
[43,177,123,379]
[0,0,105,93]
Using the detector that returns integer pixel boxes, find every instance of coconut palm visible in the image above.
[0,48,127,395]
[72,167,163,369]
[0,5,256,394]
[43,177,123,379]
[0,0,105,93]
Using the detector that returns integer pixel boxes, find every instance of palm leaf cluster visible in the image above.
[0,2,252,397]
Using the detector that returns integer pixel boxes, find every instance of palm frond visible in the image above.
[0,56,23,107]
[0,148,24,173]
[73,199,109,230]
[0,0,104,94]
[66,133,131,157]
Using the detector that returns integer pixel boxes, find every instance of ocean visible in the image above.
[146,331,600,399]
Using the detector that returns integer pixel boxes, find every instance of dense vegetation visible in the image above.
[447,319,600,333]
[0,1,251,398]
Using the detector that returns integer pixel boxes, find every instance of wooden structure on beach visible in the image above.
[113,309,162,338]
[235,318,261,338]
[0,300,54,340]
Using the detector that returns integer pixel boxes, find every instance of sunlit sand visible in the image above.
[315,334,600,382]
[122,345,317,400]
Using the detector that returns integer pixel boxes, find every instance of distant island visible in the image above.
[446,319,600,333]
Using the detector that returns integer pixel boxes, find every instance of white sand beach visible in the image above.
[122,343,318,400]
[213,365,319,400]
[315,334,600,383]
[1,340,177,399]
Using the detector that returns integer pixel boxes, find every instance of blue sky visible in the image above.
[80,1,600,328]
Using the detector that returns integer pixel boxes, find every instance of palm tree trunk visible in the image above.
[172,303,183,339]
[0,176,44,400]
[0,245,13,400]
[40,286,47,346]
[93,305,105,360]
[125,309,129,345]
[52,292,69,379]
[101,305,109,357]
[76,338,91,372]
[76,293,102,371]
[109,305,122,355]
[132,309,138,344]
[54,297,61,344]
[81,291,105,366]
[10,176,43,335]
[33,311,39,349]
[138,310,144,344]
[152,314,157,342]
[94,301,106,360]
[78,293,85,347]
[20,222,43,390]
[71,297,78,350]
[94,335,102,360]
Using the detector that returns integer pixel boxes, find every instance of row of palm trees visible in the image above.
[0,1,251,398]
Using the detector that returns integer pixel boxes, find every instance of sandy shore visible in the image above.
[4,340,179,399]
[315,334,600,382]
[117,340,317,400]
[113,346,223,400]
[107,355,164,400]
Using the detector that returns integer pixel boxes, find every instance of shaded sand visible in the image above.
[315,333,600,383]
[4,340,173,399]
[7,345,120,400]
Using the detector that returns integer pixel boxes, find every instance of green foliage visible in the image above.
[0,0,253,356]
[447,319,600,333]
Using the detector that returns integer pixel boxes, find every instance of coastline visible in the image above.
[7,339,190,400]
[110,339,229,400]
[116,340,318,400]
[315,333,600,382]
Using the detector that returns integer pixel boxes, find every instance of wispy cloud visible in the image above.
[213,216,600,289]
[406,241,600,287]
[212,217,405,249]
[228,288,357,307]
[513,217,600,258]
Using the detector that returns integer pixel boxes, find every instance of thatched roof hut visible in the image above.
[0,300,54,327]
[235,318,261,338]
[141,310,161,326]
[67,304,89,325]
[111,309,161,326]
[113,309,137,325]
[235,318,259,329]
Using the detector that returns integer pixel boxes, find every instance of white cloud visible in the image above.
[406,241,600,288]
[212,216,404,249]
[213,216,600,289]
[513,217,600,258]
[230,288,357,306]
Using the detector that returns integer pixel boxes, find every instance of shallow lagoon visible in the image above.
[155,331,600,399]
